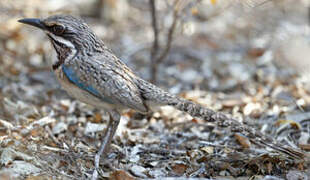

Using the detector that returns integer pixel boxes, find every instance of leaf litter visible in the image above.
[0,0,309,179]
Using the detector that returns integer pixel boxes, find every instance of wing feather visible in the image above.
[62,54,147,112]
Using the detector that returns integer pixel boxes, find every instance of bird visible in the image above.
[18,15,306,179]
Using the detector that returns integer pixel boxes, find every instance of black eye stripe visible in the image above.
[47,34,58,43]
[47,34,56,41]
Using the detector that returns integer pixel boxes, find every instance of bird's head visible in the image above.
[18,15,105,69]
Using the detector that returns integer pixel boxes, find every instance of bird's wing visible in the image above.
[62,54,148,112]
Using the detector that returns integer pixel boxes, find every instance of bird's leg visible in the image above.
[92,110,120,180]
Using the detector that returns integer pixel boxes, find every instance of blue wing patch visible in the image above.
[61,65,109,101]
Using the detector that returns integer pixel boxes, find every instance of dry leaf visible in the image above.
[299,144,310,151]
[234,133,251,148]
[275,119,302,130]
[109,170,135,180]
[171,163,188,175]
[92,113,102,123]
[201,146,214,154]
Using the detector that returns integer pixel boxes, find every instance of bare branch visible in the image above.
[155,1,179,64]
[149,0,159,61]
[308,5,310,27]
[150,0,187,83]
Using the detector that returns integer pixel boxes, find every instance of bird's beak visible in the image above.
[18,18,46,30]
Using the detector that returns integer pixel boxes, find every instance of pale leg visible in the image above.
[92,110,120,180]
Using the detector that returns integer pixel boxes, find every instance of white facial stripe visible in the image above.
[46,32,77,61]
[47,32,74,49]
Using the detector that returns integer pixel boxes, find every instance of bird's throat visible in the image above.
[51,42,71,70]
[47,34,76,70]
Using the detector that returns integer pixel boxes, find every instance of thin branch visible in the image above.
[156,1,179,64]
[149,0,159,60]
[308,5,310,27]
[150,0,185,83]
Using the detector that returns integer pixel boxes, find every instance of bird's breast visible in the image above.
[54,68,119,110]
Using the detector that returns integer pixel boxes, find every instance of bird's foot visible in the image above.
[91,151,105,180]
[91,169,98,180]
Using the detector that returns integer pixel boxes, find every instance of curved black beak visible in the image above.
[18,18,46,30]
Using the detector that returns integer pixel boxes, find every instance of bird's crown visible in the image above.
[19,15,105,52]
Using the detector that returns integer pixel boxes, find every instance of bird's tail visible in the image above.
[136,78,306,159]
[136,77,233,124]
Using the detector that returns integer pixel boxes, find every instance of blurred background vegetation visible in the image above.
[0,0,309,179]
[0,0,308,88]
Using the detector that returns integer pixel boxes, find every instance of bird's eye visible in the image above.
[52,25,65,35]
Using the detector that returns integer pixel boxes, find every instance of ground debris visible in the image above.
[0,0,309,179]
